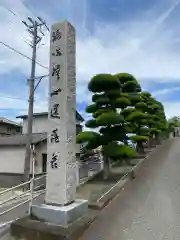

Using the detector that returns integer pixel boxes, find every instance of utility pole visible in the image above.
[22,17,49,183]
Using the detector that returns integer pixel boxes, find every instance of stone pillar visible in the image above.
[45,20,76,206]
[31,21,88,226]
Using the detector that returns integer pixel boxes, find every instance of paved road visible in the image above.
[80,138,180,240]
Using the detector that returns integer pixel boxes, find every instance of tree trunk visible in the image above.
[103,155,111,180]
[148,139,152,148]
[136,142,144,154]
[124,138,128,145]
[154,134,161,145]
[149,137,157,147]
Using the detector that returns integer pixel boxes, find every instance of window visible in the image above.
[42,154,47,173]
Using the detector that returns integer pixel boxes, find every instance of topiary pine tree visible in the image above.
[167,116,180,137]
[151,101,167,142]
[115,73,141,95]
[76,74,137,179]
[127,111,149,154]
[114,73,149,154]
[140,92,167,145]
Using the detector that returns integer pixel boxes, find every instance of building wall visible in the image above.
[0,145,45,175]
[0,146,25,187]
[0,114,83,187]
[22,116,49,134]
[34,141,82,173]
[0,146,25,173]
[22,116,83,135]
[0,144,46,187]
[34,142,47,174]
[0,123,21,136]
[0,174,24,188]
[0,142,99,188]
[0,142,82,174]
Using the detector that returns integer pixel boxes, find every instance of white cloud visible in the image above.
[0,0,50,76]
[163,101,180,119]
[152,87,180,97]
[76,23,180,84]
[0,95,47,113]
[1,1,180,82]
[1,0,180,120]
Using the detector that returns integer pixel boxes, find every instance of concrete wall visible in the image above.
[22,116,49,134]
[0,142,82,174]
[0,143,102,187]
[0,146,26,187]
[0,117,83,187]
[0,173,24,188]
[0,144,47,174]
[0,146,25,173]
[0,143,45,173]
[0,144,46,187]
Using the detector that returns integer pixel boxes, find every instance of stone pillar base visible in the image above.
[31,199,88,227]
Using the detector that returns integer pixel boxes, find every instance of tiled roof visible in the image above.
[0,117,21,127]
[16,111,84,122]
[0,132,47,146]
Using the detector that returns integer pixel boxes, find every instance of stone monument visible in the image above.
[31,20,88,226]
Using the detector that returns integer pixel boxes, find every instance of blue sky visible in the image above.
[0,0,180,123]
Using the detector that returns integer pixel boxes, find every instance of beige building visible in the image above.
[0,111,84,187]
[17,112,83,134]
[0,117,22,136]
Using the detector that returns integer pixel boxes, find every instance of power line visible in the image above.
[0,3,49,70]
[0,94,47,101]
[0,3,32,44]
[18,0,50,32]
[0,40,48,70]
[0,4,17,17]
[0,95,27,100]
[0,108,48,113]
[0,1,36,19]
[0,108,27,111]
[19,0,37,18]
